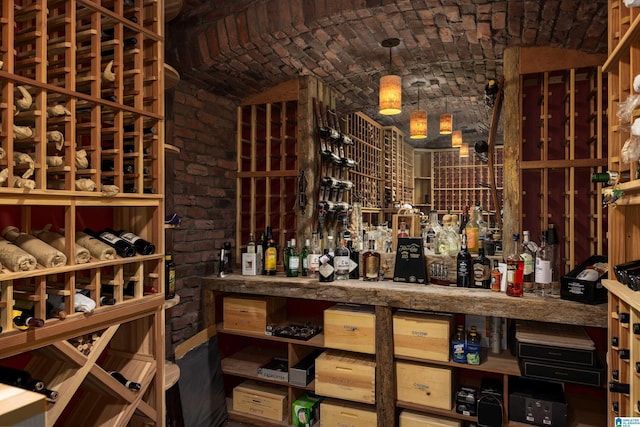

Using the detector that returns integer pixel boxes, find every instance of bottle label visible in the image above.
[302,257,308,269]
[265,248,277,271]
[452,339,466,363]
[120,232,140,244]
[334,255,350,274]
[247,245,255,254]
[365,256,379,278]
[309,254,320,271]
[348,258,358,273]
[473,263,490,287]
[521,252,534,275]
[288,255,300,270]
[318,261,334,277]
[535,259,552,283]
[99,231,123,244]
[466,228,479,252]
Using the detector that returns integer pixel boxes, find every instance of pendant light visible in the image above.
[451,130,462,147]
[459,142,469,158]
[379,38,402,115]
[410,81,427,139]
[440,97,452,134]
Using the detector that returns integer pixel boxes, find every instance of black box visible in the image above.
[519,357,604,387]
[614,259,640,286]
[560,255,607,304]
[509,377,567,427]
[289,350,322,387]
[517,341,596,367]
[456,385,479,416]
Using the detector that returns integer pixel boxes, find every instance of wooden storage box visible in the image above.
[232,380,288,422]
[323,304,375,354]
[223,295,286,334]
[393,311,453,361]
[320,400,377,427]
[315,350,376,404]
[399,409,462,427]
[396,361,453,410]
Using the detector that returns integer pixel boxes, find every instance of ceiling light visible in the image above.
[459,142,469,158]
[451,130,462,147]
[379,38,401,115]
[410,81,427,139]
[440,97,452,134]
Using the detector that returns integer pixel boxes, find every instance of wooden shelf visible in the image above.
[603,12,640,72]
[164,360,180,390]
[164,293,180,309]
[395,348,520,377]
[216,322,325,348]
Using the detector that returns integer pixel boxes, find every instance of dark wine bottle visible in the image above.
[13,313,45,328]
[612,369,619,380]
[612,336,619,347]
[36,388,59,401]
[100,296,116,306]
[612,401,619,413]
[0,366,40,389]
[609,381,630,394]
[620,349,631,360]
[105,228,155,255]
[634,322,640,334]
[620,312,630,324]
[109,371,141,390]
[84,228,136,257]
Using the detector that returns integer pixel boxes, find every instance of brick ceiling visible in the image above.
[166,0,608,148]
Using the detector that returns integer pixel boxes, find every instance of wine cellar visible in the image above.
[0,0,166,425]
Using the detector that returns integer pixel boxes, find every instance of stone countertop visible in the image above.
[202,274,608,328]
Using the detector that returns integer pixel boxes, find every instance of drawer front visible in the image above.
[399,409,462,427]
[315,350,376,404]
[393,312,453,361]
[320,401,377,427]
[232,381,288,422]
[324,305,376,354]
[223,296,285,333]
[396,361,453,410]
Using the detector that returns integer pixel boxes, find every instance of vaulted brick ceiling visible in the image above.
[166,0,608,148]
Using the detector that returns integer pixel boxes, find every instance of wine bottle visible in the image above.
[620,349,630,360]
[0,366,42,390]
[612,336,619,347]
[36,388,59,401]
[13,310,45,329]
[165,254,176,299]
[105,228,155,255]
[619,312,631,324]
[318,249,335,282]
[613,369,620,380]
[84,228,136,257]
[456,233,472,287]
[109,371,141,390]
[100,296,116,306]
[609,381,630,394]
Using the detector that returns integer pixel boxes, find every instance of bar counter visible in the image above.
[202,274,608,328]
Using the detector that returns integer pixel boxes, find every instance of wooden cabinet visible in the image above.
[204,275,607,427]
[602,1,640,425]
[0,0,165,425]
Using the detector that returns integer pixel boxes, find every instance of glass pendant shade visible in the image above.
[379,74,402,115]
[410,110,427,139]
[440,113,452,134]
[451,130,462,147]
[459,142,469,158]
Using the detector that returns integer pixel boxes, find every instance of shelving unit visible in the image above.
[0,0,165,425]
[602,1,640,424]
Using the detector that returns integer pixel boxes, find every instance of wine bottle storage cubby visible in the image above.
[0,0,164,424]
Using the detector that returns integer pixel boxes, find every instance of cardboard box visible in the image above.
[291,394,322,427]
[395,361,453,410]
[315,350,376,404]
[223,295,286,334]
[241,252,260,275]
[320,400,377,427]
[509,377,567,427]
[393,311,453,361]
[232,380,288,422]
[399,410,461,427]
[560,255,607,304]
[323,304,375,354]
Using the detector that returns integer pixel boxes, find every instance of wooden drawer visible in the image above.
[399,409,462,427]
[323,304,375,354]
[315,350,376,404]
[320,400,377,427]
[232,380,288,422]
[396,361,453,410]
[393,311,453,361]
[223,295,286,334]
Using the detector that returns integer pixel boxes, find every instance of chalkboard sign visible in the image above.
[393,237,428,284]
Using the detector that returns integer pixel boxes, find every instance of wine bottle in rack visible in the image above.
[12,310,45,329]
[84,228,136,258]
[0,366,43,390]
[37,388,59,401]
[100,296,116,306]
[109,371,141,391]
[634,323,640,334]
[619,312,630,324]
[609,381,631,394]
[619,349,630,360]
[105,228,155,255]
[612,369,619,380]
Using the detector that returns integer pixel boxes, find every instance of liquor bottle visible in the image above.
[466,329,481,365]
[165,254,176,299]
[465,204,481,254]
[473,239,491,289]
[334,233,350,280]
[398,219,409,238]
[308,232,321,277]
[264,226,277,276]
[106,228,156,255]
[37,388,59,401]
[456,232,473,287]
[109,371,141,391]
[451,325,467,363]
[521,231,535,293]
[534,231,552,297]
[458,206,469,234]
[591,170,630,186]
[348,240,360,279]
[300,238,310,277]
[423,210,441,254]
[490,260,502,292]
[619,312,631,324]
[13,310,45,329]
[257,232,265,274]
[246,232,256,253]
[84,228,136,258]
[285,238,300,277]
[363,238,381,281]
[506,234,524,297]
[547,223,561,298]
[318,249,335,282]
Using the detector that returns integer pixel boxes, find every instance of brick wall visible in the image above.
[164,80,237,356]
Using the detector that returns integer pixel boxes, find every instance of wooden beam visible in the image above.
[375,305,395,427]
[519,47,607,75]
[240,79,299,105]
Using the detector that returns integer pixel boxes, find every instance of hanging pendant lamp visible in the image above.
[440,97,452,134]
[379,38,402,115]
[451,130,462,147]
[459,142,469,158]
[410,81,427,139]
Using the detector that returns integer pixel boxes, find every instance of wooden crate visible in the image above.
[399,409,461,427]
[320,400,377,427]
[232,380,288,422]
[396,361,453,410]
[323,304,375,354]
[223,295,286,334]
[315,350,376,404]
[393,311,453,361]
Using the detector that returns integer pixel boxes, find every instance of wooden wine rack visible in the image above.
[0,0,165,425]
